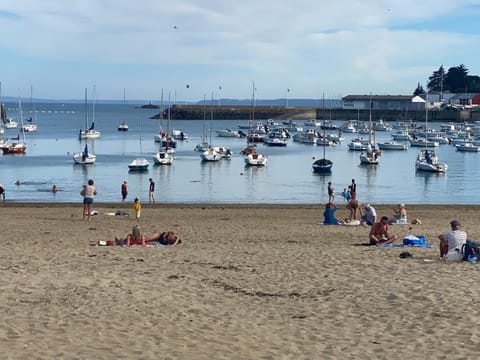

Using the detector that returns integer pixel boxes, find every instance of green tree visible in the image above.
[445,64,469,92]
[467,75,480,92]
[413,82,425,96]
[427,65,446,92]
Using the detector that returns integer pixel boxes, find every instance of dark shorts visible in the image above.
[83,197,93,205]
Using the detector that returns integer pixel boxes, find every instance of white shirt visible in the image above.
[443,230,467,261]
[83,184,96,198]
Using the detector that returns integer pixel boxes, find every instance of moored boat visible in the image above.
[455,143,480,152]
[377,141,408,150]
[118,122,129,131]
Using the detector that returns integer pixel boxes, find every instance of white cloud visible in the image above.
[0,0,479,99]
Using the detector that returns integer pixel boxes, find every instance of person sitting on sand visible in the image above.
[323,202,339,225]
[125,224,146,246]
[369,216,398,245]
[346,199,362,221]
[438,220,467,261]
[361,204,376,226]
[389,203,408,224]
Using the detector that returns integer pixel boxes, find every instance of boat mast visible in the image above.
[209,92,214,147]
[322,92,326,159]
[84,88,88,131]
[18,90,26,143]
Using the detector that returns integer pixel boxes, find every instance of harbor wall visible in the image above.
[153,105,479,123]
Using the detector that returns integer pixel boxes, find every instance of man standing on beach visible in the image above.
[121,181,128,202]
[328,182,335,204]
[149,178,155,203]
[350,179,357,200]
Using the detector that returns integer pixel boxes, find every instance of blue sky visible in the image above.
[0,0,479,102]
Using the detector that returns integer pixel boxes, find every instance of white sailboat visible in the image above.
[415,91,447,173]
[73,143,96,164]
[79,85,101,140]
[22,85,38,133]
[153,91,174,165]
[194,95,210,152]
[244,81,267,166]
[200,93,232,161]
[360,96,380,164]
[73,89,96,164]
[129,108,149,171]
[0,81,18,129]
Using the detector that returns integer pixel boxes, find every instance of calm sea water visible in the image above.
[0,102,478,205]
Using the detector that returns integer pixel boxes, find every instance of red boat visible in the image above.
[1,142,27,154]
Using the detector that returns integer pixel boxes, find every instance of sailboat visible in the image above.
[22,85,38,133]
[73,89,96,164]
[200,93,232,161]
[73,143,96,164]
[117,89,129,131]
[244,81,267,166]
[415,92,447,173]
[153,91,174,165]
[2,94,27,154]
[0,82,18,129]
[312,94,333,173]
[194,95,210,152]
[79,85,101,140]
[129,108,150,171]
[359,96,380,164]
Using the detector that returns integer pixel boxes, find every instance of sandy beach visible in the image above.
[1,202,480,359]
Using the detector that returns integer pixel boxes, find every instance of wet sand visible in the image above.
[1,203,479,359]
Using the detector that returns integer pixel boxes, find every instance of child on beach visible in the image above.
[133,197,141,221]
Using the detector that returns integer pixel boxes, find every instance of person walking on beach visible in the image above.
[438,220,467,261]
[133,197,141,222]
[121,180,128,202]
[350,179,357,200]
[148,178,155,203]
[328,182,335,204]
[81,179,97,222]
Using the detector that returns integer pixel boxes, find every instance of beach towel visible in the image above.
[376,243,433,249]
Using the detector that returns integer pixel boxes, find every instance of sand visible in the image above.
[1,202,480,359]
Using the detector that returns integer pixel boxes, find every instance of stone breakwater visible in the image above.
[152,104,479,122]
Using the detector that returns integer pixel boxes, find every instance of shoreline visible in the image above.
[1,203,480,358]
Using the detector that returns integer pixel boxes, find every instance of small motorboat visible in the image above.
[455,143,480,152]
[118,122,129,131]
[415,149,447,173]
[128,157,149,172]
[153,150,174,165]
[377,141,408,150]
[244,149,267,166]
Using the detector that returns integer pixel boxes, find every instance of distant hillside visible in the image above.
[0,96,342,108]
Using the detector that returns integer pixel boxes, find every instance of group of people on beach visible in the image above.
[323,178,471,261]
[79,178,182,247]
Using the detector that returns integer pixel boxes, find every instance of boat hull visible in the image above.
[312,159,333,173]
[128,158,150,171]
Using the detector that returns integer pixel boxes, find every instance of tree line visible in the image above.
[413,64,480,95]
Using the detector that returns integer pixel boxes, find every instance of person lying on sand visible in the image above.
[114,228,181,246]
[369,216,398,245]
